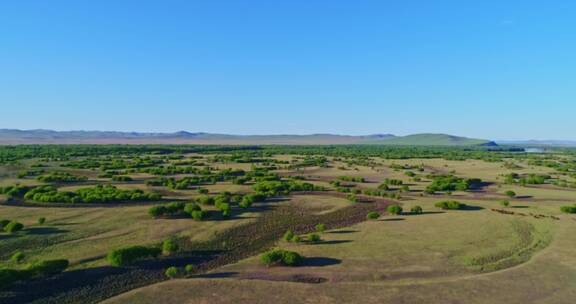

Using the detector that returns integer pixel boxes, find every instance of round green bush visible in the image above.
[165,266,179,279]
[410,205,423,214]
[283,230,295,242]
[4,221,24,233]
[315,223,326,233]
[162,239,179,255]
[308,233,321,243]
[387,205,403,215]
[37,217,46,225]
[366,211,380,220]
[191,210,207,221]
[185,264,195,274]
[261,249,303,267]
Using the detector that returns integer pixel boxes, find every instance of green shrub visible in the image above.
[283,230,295,242]
[435,200,466,210]
[185,264,195,274]
[366,211,380,220]
[148,205,167,218]
[346,194,358,202]
[112,175,133,182]
[261,249,303,267]
[184,202,201,214]
[500,200,510,207]
[27,259,69,277]
[281,250,304,266]
[0,219,10,228]
[107,245,161,266]
[560,205,576,214]
[387,205,403,215]
[191,210,208,221]
[165,266,179,279]
[308,233,321,243]
[315,223,326,233]
[10,251,25,264]
[291,235,302,242]
[37,217,46,225]
[410,205,423,214]
[505,190,516,198]
[4,221,24,233]
[162,239,179,255]
[196,195,215,205]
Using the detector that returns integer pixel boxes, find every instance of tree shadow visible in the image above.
[516,195,533,199]
[301,257,342,267]
[328,230,358,234]
[191,272,239,279]
[52,222,80,226]
[460,205,484,211]
[0,233,16,240]
[26,227,68,235]
[317,240,352,245]
[380,218,405,221]
[405,211,445,216]
[512,205,530,209]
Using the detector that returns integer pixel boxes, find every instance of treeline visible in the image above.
[14,184,161,204]
[37,171,87,183]
[504,173,551,185]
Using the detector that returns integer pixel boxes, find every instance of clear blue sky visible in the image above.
[1,1,575,140]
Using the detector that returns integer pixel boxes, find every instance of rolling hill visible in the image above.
[365,133,496,146]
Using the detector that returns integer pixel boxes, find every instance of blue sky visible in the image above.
[1,1,575,140]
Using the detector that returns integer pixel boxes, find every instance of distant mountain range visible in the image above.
[0,129,500,146]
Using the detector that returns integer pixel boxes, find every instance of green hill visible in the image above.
[365,133,495,146]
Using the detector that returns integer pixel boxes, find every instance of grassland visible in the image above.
[1,145,575,303]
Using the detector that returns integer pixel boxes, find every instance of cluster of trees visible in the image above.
[107,245,161,266]
[37,171,87,183]
[435,200,466,210]
[17,169,45,178]
[252,180,322,196]
[425,175,480,194]
[146,177,202,189]
[0,259,69,289]
[23,184,161,204]
[0,184,32,199]
[260,249,304,267]
[380,178,404,188]
[64,157,163,170]
[504,173,551,185]
[111,175,133,182]
[0,219,24,233]
[148,201,207,220]
[337,176,366,183]
[148,192,267,220]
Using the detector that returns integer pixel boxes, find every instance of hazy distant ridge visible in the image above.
[0,129,493,146]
